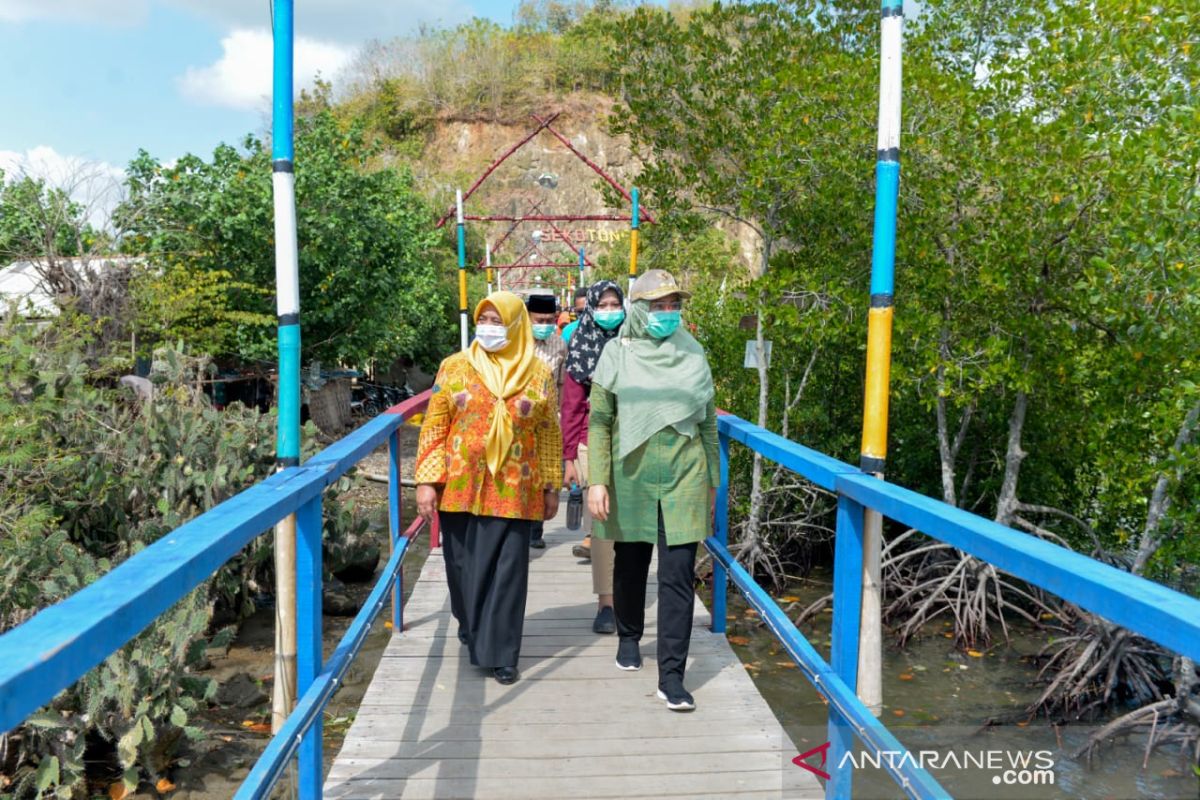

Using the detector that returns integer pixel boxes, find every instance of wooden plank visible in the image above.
[357,662,744,682]
[336,719,785,745]
[326,751,793,779]
[326,501,821,799]
[334,732,787,759]
[325,769,819,800]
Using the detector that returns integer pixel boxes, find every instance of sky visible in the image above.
[0,0,536,206]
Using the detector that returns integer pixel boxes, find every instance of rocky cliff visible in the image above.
[409,94,760,284]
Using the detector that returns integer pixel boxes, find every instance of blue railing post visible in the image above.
[712,432,731,634]
[827,494,866,800]
[388,429,404,632]
[296,495,323,799]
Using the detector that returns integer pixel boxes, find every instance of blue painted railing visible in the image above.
[708,412,1200,800]
[0,390,433,800]
[5,388,1200,800]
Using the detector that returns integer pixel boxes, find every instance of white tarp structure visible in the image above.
[0,260,57,317]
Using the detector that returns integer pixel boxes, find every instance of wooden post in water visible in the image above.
[858,0,904,717]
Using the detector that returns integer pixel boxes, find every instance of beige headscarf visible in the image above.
[591,299,714,459]
[465,291,538,475]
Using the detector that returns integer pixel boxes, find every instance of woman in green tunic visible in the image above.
[587,269,718,712]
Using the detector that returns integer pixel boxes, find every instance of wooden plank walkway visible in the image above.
[325,504,822,799]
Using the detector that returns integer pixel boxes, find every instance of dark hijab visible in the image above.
[564,280,625,385]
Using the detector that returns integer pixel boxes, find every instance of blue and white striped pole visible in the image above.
[857,0,904,718]
[269,0,301,742]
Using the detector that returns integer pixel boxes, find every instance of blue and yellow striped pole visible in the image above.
[456,190,469,350]
[857,0,904,717]
[628,187,640,294]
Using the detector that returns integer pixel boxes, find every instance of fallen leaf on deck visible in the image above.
[775,661,797,669]
[898,673,914,681]
[892,709,906,717]
[728,635,751,646]
[744,609,759,617]
[109,784,129,800]
[156,778,176,793]
[778,596,800,603]
[943,632,953,638]
[967,650,984,658]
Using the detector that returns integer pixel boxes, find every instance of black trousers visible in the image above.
[440,512,531,669]
[612,506,698,687]
[530,520,544,543]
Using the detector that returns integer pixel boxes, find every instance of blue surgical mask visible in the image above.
[531,323,556,340]
[646,310,681,339]
[594,309,625,330]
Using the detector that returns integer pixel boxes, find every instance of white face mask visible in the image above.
[475,323,509,352]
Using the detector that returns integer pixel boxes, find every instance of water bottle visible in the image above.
[566,483,584,531]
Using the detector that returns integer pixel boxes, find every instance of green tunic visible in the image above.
[587,384,719,545]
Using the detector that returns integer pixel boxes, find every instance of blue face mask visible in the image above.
[594,309,625,330]
[646,310,682,339]
[531,323,556,340]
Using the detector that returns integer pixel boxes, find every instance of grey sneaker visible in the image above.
[592,606,616,634]
[657,682,695,712]
[615,639,642,671]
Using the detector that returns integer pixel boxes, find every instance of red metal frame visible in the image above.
[530,113,656,224]
[434,114,560,228]
[487,267,580,273]
[478,198,545,268]
[466,214,634,223]
[437,114,654,290]
[434,114,654,229]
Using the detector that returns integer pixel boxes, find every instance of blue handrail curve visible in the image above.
[709,412,1200,799]
[0,390,433,800]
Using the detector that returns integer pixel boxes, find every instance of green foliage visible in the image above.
[0,315,366,795]
[338,4,620,132]
[0,172,95,264]
[120,110,453,368]
[608,0,1199,593]
[132,267,273,360]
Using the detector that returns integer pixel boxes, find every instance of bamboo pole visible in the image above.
[270,0,301,734]
[857,0,904,717]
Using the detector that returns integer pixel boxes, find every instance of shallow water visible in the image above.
[714,569,1198,800]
